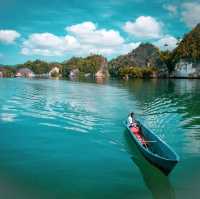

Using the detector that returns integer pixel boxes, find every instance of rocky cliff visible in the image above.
[109,43,166,78]
[95,57,109,78]
[172,23,200,78]
[173,24,200,62]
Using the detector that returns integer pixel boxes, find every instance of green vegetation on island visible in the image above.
[0,66,16,77]
[118,66,157,79]
[173,24,200,62]
[159,50,174,73]
[17,60,63,75]
[62,55,106,77]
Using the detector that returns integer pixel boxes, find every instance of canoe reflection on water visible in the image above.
[124,130,175,199]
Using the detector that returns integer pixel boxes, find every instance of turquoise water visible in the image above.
[0,78,200,199]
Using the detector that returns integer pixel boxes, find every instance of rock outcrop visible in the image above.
[95,57,109,78]
[172,59,200,78]
[109,43,167,78]
[16,68,35,78]
[49,66,60,77]
[69,68,80,79]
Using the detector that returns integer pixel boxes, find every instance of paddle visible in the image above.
[142,140,157,149]
[137,111,176,117]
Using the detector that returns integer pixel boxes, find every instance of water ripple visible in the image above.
[0,78,200,156]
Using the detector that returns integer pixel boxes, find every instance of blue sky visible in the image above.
[0,0,199,65]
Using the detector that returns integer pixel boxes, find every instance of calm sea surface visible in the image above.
[0,78,200,199]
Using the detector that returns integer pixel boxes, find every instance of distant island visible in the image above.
[1,23,200,79]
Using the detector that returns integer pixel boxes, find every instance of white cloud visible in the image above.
[0,30,20,44]
[163,4,177,15]
[154,35,178,51]
[21,33,80,56]
[21,21,138,57]
[24,33,63,48]
[123,16,162,39]
[66,21,96,34]
[181,2,200,28]
[66,21,124,47]
[118,42,141,55]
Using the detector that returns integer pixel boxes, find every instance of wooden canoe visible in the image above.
[124,120,179,175]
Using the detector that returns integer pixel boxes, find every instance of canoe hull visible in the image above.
[125,121,179,175]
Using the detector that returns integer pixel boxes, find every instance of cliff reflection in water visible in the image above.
[124,130,175,199]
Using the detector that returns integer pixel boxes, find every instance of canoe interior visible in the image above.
[129,121,179,161]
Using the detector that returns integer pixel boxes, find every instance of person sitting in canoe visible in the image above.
[128,112,137,127]
[128,113,147,147]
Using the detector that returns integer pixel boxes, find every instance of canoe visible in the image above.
[124,119,179,175]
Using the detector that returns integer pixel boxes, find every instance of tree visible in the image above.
[159,51,174,73]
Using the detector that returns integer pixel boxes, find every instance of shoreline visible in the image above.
[1,76,200,80]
